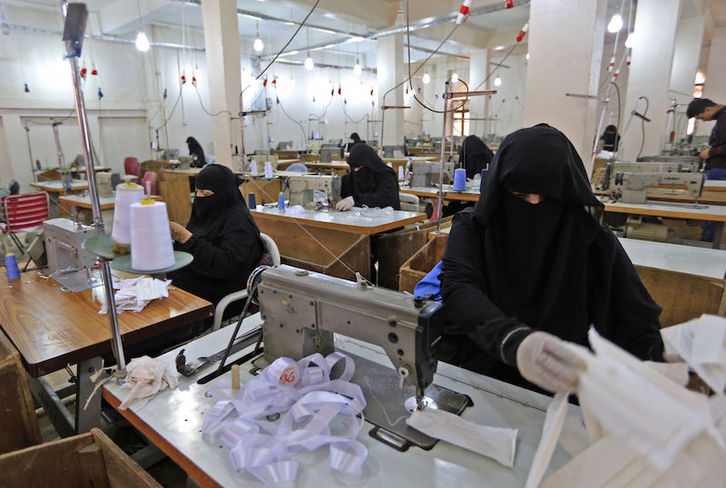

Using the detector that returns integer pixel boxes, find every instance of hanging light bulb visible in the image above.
[494,76,502,87]
[253,21,264,52]
[607,13,623,33]
[624,31,637,48]
[304,54,314,71]
[135,31,150,52]
[422,72,430,84]
[353,59,362,77]
[451,72,459,83]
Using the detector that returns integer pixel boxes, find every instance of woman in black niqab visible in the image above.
[340,144,401,209]
[459,135,494,179]
[440,124,664,391]
[186,136,206,168]
[168,164,263,312]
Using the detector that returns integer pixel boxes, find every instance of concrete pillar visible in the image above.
[377,33,405,148]
[621,0,681,160]
[200,0,242,167]
[669,17,706,103]
[469,49,489,138]
[701,28,726,115]
[523,0,607,169]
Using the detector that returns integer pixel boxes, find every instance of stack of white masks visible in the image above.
[98,276,171,314]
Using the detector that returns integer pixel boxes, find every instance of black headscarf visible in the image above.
[350,132,362,143]
[186,137,206,168]
[440,124,663,382]
[170,164,263,309]
[188,164,254,237]
[341,144,401,209]
[458,135,494,179]
[600,125,620,152]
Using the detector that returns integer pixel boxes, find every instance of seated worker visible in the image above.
[440,124,664,395]
[336,144,401,211]
[600,124,620,152]
[341,132,365,158]
[443,135,495,217]
[168,164,263,318]
[186,136,206,168]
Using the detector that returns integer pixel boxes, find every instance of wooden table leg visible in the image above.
[713,222,724,249]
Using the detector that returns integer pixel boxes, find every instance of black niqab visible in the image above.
[188,164,254,237]
[440,124,663,384]
[458,135,494,179]
[342,144,401,209]
[186,137,206,167]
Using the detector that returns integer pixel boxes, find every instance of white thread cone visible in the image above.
[111,183,144,246]
[129,201,175,271]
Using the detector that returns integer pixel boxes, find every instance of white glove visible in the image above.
[516,331,586,394]
[335,196,355,211]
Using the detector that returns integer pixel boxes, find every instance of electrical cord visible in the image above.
[241,0,320,95]
[153,83,183,131]
[194,84,233,118]
[637,96,649,160]
[611,81,621,150]
[275,90,307,147]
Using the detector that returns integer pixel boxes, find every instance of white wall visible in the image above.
[489,53,527,138]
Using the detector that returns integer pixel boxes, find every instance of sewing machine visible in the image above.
[253,265,469,448]
[411,161,455,187]
[319,145,340,163]
[249,154,279,174]
[612,171,705,203]
[600,161,700,191]
[42,218,100,291]
[286,174,341,208]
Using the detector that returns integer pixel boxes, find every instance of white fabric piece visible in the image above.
[406,408,518,467]
[643,361,689,386]
[661,314,726,394]
[524,393,568,488]
[99,277,170,314]
[525,328,726,488]
[120,356,178,410]
[201,352,367,485]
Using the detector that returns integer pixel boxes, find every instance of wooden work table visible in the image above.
[0,271,212,435]
[400,185,480,203]
[30,180,89,194]
[251,207,426,281]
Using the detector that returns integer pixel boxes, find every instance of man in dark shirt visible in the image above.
[687,98,726,241]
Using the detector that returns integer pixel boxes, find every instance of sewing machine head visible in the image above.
[249,155,279,174]
[411,161,455,187]
[612,171,705,203]
[255,265,443,399]
[601,160,700,191]
[42,218,99,291]
[286,174,341,208]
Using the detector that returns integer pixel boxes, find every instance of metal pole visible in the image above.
[437,81,449,233]
[25,125,37,182]
[64,9,126,373]
[52,120,66,168]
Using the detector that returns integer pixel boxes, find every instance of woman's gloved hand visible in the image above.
[516,331,586,394]
[335,196,355,211]
[169,221,192,244]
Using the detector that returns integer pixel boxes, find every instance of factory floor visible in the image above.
[38,369,192,487]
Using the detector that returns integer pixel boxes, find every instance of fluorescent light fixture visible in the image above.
[494,76,502,87]
[348,36,365,43]
[422,72,430,84]
[526,53,530,60]
[494,45,505,51]
[288,50,298,56]
[243,14,262,21]
[304,55,314,71]
[607,13,623,33]
[314,27,336,35]
[325,44,334,48]
[451,72,459,83]
[284,21,295,26]
[253,38,264,52]
[135,31,150,52]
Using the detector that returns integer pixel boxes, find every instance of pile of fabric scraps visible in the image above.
[525,328,726,488]
[661,313,726,393]
[99,276,171,314]
[120,356,178,410]
[351,206,394,220]
[201,352,367,485]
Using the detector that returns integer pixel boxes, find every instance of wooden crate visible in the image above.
[0,330,41,454]
[0,428,160,487]
[377,216,453,290]
[398,234,448,293]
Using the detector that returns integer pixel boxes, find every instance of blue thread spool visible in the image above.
[453,168,467,191]
[278,192,285,210]
[248,193,257,210]
[5,253,20,281]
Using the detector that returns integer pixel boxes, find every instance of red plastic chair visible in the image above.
[124,157,140,178]
[141,171,157,196]
[0,192,49,258]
